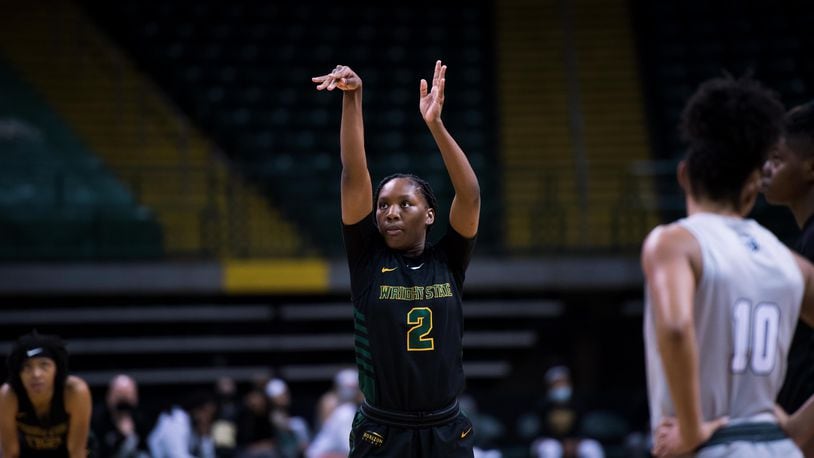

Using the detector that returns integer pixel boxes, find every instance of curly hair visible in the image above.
[374,173,438,234]
[784,101,814,159]
[680,75,785,209]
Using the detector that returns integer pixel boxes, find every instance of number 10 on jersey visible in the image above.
[731,299,780,374]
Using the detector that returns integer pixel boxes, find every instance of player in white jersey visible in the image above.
[641,75,814,457]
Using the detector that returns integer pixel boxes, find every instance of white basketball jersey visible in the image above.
[645,213,804,430]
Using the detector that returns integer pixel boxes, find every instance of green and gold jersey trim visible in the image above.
[353,307,376,402]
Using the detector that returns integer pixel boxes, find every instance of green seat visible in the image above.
[0,58,164,259]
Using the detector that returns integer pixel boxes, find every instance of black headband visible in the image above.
[6,331,69,396]
[20,345,58,363]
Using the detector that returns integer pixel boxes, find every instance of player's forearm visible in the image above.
[67,432,89,458]
[1,443,20,458]
[426,120,480,202]
[657,321,704,444]
[68,444,87,458]
[0,417,20,458]
[340,90,367,178]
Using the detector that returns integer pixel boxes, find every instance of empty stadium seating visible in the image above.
[632,0,814,240]
[634,1,813,161]
[82,0,500,256]
[0,59,162,259]
[0,2,309,259]
[497,0,657,253]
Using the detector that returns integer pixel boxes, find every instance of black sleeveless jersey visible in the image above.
[778,214,814,413]
[15,386,70,458]
[343,214,476,412]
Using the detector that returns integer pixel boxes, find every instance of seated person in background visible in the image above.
[266,378,310,458]
[92,374,151,458]
[529,366,604,458]
[306,369,363,458]
[148,390,217,458]
[458,394,505,458]
[211,376,240,456]
[236,386,276,458]
[314,368,358,433]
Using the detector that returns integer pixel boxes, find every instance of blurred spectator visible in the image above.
[623,429,652,458]
[314,368,350,432]
[236,386,276,458]
[216,376,241,424]
[266,378,311,458]
[148,390,218,458]
[526,366,604,458]
[474,448,504,458]
[313,368,359,431]
[92,374,151,458]
[306,369,361,458]
[213,376,240,457]
[459,393,505,456]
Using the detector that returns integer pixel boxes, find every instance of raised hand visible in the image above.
[312,65,362,92]
[419,60,446,124]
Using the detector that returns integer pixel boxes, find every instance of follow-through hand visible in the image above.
[312,65,362,91]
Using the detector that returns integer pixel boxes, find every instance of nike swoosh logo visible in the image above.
[409,263,424,270]
[381,267,398,273]
[460,427,472,439]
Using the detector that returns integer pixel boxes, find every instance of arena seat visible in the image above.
[81,0,499,256]
[0,60,163,259]
[632,0,814,240]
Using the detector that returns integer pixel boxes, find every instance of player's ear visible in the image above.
[426,208,435,226]
[677,160,690,194]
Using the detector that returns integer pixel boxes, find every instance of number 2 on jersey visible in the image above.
[731,299,779,374]
[407,307,434,351]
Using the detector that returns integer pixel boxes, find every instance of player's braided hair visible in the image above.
[680,74,785,210]
[374,173,438,234]
[784,101,814,158]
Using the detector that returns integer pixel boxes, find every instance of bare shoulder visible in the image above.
[0,383,15,399]
[791,251,814,274]
[642,223,696,259]
[63,376,91,420]
[0,383,18,409]
[641,223,704,279]
[64,376,91,402]
[791,251,814,293]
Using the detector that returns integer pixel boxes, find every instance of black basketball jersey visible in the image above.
[343,213,475,412]
[14,385,70,458]
[778,214,814,413]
